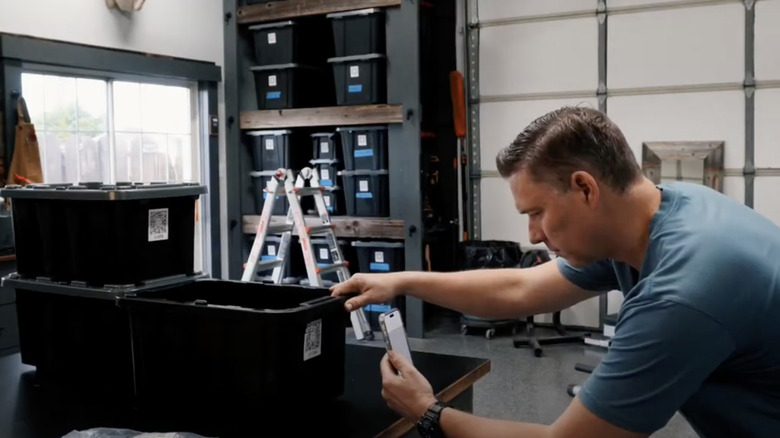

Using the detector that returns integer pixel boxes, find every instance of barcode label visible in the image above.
[268,245,276,256]
[268,75,277,87]
[375,251,384,263]
[319,248,329,260]
[265,139,274,150]
[148,208,169,242]
[359,180,369,192]
[304,319,322,361]
[321,169,330,180]
[320,142,329,154]
[268,32,277,44]
[358,135,367,146]
[350,66,360,78]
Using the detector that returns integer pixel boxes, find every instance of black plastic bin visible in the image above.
[328,8,386,57]
[8,274,202,401]
[1,182,205,286]
[243,235,305,284]
[251,63,332,110]
[328,54,386,105]
[118,279,347,410]
[341,169,389,217]
[352,240,404,273]
[247,129,310,172]
[311,238,353,282]
[337,125,388,171]
[321,186,344,215]
[311,159,340,187]
[251,171,288,216]
[311,132,342,161]
[248,19,332,66]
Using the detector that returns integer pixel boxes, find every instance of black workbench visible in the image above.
[0,344,490,438]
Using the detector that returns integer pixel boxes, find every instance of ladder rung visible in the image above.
[316,262,349,276]
[306,224,335,235]
[253,259,284,272]
[267,224,293,234]
[294,187,323,196]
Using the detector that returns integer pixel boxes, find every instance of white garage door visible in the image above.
[468,0,780,329]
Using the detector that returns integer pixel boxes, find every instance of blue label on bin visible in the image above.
[317,262,328,267]
[320,179,333,186]
[367,304,392,313]
[261,255,275,261]
[356,192,373,199]
[262,193,282,200]
[370,262,391,272]
[348,84,363,93]
[266,91,282,100]
[354,149,373,158]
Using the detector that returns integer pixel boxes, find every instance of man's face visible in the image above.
[508,168,602,268]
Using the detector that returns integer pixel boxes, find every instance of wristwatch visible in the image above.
[417,400,447,438]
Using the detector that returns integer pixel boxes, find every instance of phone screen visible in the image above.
[380,309,413,365]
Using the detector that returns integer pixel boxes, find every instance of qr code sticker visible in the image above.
[304,319,322,361]
[148,208,169,242]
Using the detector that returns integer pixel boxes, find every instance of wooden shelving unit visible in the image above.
[240,104,403,130]
[243,215,405,239]
[237,0,402,24]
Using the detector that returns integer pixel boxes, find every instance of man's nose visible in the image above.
[528,221,544,245]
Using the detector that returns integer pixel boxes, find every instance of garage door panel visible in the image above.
[480,18,598,96]
[755,0,780,81]
[479,98,600,171]
[754,88,780,167]
[608,0,712,8]
[607,91,745,170]
[608,4,744,89]
[479,177,528,244]
[478,0,596,21]
[723,176,745,205]
[754,177,780,227]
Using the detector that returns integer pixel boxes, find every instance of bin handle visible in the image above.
[302,295,338,306]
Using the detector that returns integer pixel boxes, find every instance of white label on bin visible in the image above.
[359,180,369,192]
[320,142,329,154]
[357,134,367,147]
[321,169,330,180]
[268,75,277,87]
[268,245,277,256]
[324,196,331,207]
[319,248,329,260]
[350,65,360,78]
[268,32,277,44]
[148,208,169,242]
[375,251,385,263]
[304,319,322,361]
[265,139,274,150]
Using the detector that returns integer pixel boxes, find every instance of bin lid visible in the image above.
[335,125,388,133]
[0,182,206,200]
[246,129,292,136]
[338,169,388,177]
[327,53,385,64]
[248,20,295,31]
[310,158,340,165]
[352,241,404,248]
[326,8,383,19]
[250,63,320,72]
[310,132,336,138]
[249,170,285,178]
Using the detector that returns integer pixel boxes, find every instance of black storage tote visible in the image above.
[328,8,386,57]
[352,240,404,273]
[251,171,288,216]
[251,63,332,110]
[311,132,342,161]
[119,279,347,410]
[1,182,205,286]
[341,169,389,217]
[246,129,310,171]
[248,19,332,66]
[311,159,340,188]
[320,186,344,215]
[328,54,386,105]
[337,125,388,170]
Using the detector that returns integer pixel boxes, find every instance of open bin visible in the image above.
[328,54,386,106]
[1,182,205,286]
[337,125,388,171]
[118,278,347,410]
[341,169,389,217]
[328,8,386,57]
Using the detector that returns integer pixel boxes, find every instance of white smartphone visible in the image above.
[378,308,413,366]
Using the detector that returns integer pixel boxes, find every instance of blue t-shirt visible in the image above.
[557,182,780,437]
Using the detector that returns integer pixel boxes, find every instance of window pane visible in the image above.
[41,132,77,184]
[43,76,77,132]
[20,73,47,130]
[140,84,191,134]
[142,134,168,182]
[113,82,142,132]
[79,133,109,183]
[167,135,192,182]
[77,79,108,133]
[115,133,142,183]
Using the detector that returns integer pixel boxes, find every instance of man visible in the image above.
[331,106,780,438]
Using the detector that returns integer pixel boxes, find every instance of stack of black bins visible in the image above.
[1,182,349,412]
[337,125,390,217]
[327,8,386,106]
[247,129,311,215]
[309,131,345,215]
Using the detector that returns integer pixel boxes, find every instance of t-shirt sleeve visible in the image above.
[555,257,619,292]
[577,298,735,434]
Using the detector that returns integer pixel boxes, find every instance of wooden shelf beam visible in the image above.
[243,215,405,240]
[240,104,403,129]
[237,0,402,25]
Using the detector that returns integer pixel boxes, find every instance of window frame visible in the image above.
[0,33,222,278]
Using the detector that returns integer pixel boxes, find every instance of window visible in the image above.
[20,73,199,185]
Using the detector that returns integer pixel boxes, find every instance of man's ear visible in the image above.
[569,171,599,206]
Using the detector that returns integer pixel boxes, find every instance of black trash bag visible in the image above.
[457,240,523,270]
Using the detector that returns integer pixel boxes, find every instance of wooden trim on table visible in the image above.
[0,255,16,263]
[240,105,403,130]
[237,0,402,25]
[243,215,405,240]
[375,360,492,438]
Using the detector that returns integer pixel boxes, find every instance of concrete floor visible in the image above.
[347,310,698,438]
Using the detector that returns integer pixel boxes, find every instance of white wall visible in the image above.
[474,0,780,329]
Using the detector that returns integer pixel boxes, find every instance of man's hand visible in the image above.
[330,273,402,312]
[380,350,437,422]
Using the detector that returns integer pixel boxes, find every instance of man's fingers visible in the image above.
[380,353,396,382]
[387,350,415,375]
